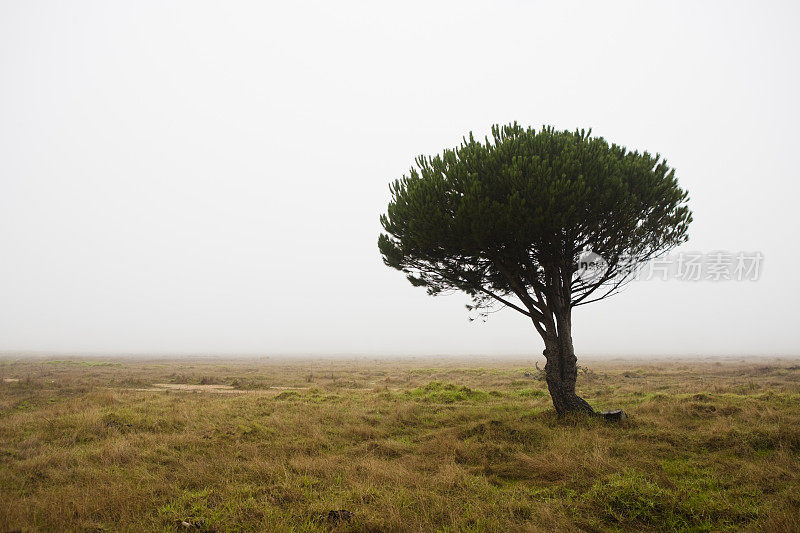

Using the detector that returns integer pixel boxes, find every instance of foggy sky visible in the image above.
[1,1,799,356]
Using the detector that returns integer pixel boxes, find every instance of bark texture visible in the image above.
[523,262,597,416]
[540,310,594,416]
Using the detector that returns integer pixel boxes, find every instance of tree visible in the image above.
[378,124,691,415]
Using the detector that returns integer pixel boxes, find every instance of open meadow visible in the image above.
[1,356,799,532]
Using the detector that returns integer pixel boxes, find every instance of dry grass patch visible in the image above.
[0,356,799,531]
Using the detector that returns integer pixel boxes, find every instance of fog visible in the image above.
[1,1,798,356]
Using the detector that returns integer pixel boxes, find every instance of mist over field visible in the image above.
[1,0,799,357]
[2,4,800,531]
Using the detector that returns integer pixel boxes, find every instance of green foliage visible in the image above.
[379,123,691,318]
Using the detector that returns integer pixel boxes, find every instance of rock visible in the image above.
[175,519,211,531]
[599,409,627,422]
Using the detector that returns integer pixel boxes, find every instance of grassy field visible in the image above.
[1,356,799,532]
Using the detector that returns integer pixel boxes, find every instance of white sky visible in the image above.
[1,1,798,356]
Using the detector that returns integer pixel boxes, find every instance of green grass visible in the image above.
[0,356,798,531]
[407,381,490,403]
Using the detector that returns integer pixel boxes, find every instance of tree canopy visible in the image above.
[379,123,692,414]
[379,124,690,323]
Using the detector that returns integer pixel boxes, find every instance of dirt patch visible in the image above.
[125,384,312,394]
[154,383,235,391]
[129,383,244,394]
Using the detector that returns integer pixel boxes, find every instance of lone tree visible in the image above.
[379,124,691,415]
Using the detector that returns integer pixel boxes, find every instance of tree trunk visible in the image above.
[541,315,594,416]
